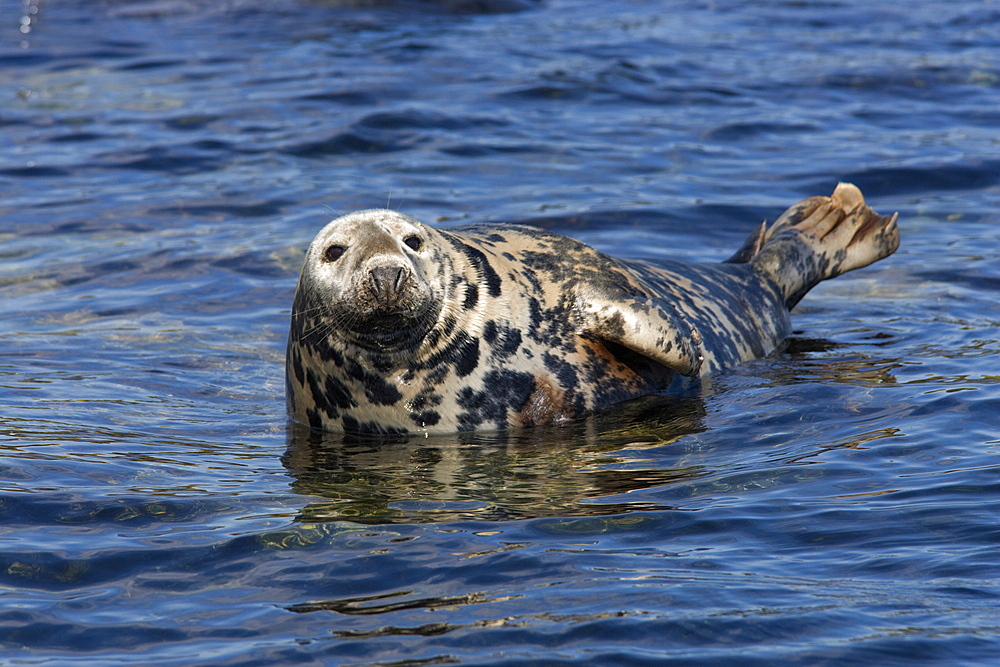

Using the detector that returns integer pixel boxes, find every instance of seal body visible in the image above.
[286,183,899,434]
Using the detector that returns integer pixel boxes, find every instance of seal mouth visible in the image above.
[346,305,440,353]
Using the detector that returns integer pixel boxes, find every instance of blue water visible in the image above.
[2,0,999,664]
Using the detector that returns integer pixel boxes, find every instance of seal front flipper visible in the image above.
[577,292,705,377]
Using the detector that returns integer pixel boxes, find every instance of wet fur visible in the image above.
[287,183,899,434]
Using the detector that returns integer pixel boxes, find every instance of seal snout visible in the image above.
[367,263,412,305]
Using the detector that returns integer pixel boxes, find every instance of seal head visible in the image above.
[292,210,443,354]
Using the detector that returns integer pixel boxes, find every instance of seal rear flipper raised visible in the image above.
[750,182,900,309]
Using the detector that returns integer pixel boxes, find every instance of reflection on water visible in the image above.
[283,344,902,525]
[284,394,707,523]
[769,335,901,387]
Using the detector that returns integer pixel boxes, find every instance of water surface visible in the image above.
[2,0,999,664]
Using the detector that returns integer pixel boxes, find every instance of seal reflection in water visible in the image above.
[286,183,899,435]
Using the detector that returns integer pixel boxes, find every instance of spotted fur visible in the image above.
[286,183,899,434]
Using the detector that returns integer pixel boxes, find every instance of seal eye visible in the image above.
[324,245,345,262]
[403,235,423,252]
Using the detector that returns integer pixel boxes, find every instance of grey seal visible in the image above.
[286,183,899,434]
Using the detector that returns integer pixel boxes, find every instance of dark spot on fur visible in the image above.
[454,336,480,377]
[425,364,450,386]
[408,391,443,415]
[602,312,627,338]
[455,370,536,431]
[519,266,543,293]
[483,320,497,342]
[443,234,502,297]
[306,368,348,419]
[520,250,575,283]
[410,410,441,427]
[457,409,483,430]
[416,332,479,379]
[442,315,457,338]
[346,361,403,406]
[290,347,305,387]
[463,283,479,310]
[425,328,441,349]
[325,374,355,410]
[543,352,579,391]
[527,298,544,338]
[369,353,395,374]
[525,296,575,349]
[342,415,409,436]
[483,320,522,358]
[409,394,428,411]
[305,330,345,367]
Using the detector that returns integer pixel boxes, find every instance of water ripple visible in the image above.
[2,0,999,664]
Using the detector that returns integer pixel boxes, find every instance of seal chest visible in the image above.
[286,184,899,435]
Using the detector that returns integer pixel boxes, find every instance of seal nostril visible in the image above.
[370,265,407,298]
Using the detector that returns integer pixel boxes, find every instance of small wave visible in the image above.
[843,159,1000,196]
